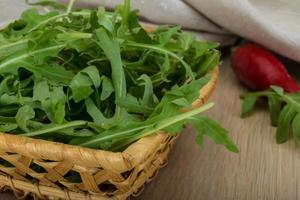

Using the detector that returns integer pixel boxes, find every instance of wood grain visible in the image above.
[1,55,300,200]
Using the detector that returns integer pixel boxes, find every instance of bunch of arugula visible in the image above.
[241,86,300,145]
[0,0,238,152]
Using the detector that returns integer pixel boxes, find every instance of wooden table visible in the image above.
[2,53,300,200]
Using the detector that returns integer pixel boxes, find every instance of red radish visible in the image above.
[231,43,300,93]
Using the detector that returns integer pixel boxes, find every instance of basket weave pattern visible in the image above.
[0,68,218,200]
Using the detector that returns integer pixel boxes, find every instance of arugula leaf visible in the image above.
[26,64,73,85]
[85,97,114,127]
[0,44,64,74]
[70,66,100,102]
[95,28,126,121]
[0,124,18,132]
[97,8,114,33]
[16,105,35,132]
[138,74,155,106]
[292,113,300,145]
[156,26,181,46]
[100,76,114,101]
[2,8,59,36]
[267,94,282,126]
[197,49,221,76]
[192,116,239,152]
[276,104,296,143]
[241,86,300,145]
[241,93,259,117]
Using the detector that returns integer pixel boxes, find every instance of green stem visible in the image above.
[0,39,28,53]
[278,94,300,113]
[124,42,195,79]
[20,120,88,137]
[0,45,64,72]
[27,11,90,33]
[80,124,153,147]
[66,0,77,14]
[139,102,214,138]
[80,102,214,147]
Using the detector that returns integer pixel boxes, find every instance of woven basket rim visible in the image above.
[0,67,218,173]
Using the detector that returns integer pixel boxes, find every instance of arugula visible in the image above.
[0,0,238,152]
[241,86,300,145]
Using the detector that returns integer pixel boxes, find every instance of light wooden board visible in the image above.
[1,55,300,200]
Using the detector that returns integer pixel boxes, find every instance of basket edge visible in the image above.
[0,67,219,172]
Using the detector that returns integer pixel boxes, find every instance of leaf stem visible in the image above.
[80,124,153,147]
[124,42,195,79]
[20,120,88,137]
[0,39,28,53]
[80,102,214,147]
[66,0,77,14]
[277,94,300,113]
[139,102,214,138]
[0,45,64,73]
[27,11,90,33]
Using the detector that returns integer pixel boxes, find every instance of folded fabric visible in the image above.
[186,0,300,62]
[74,0,300,62]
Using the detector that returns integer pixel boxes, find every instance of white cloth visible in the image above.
[75,0,300,62]
[1,0,300,62]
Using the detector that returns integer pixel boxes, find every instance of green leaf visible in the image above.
[192,116,239,153]
[0,116,18,132]
[0,37,28,60]
[59,128,95,137]
[138,74,154,106]
[117,94,154,115]
[70,66,100,102]
[267,94,282,126]
[100,76,114,101]
[95,28,126,121]
[125,42,195,79]
[0,124,18,132]
[159,53,171,82]
[0,44,64,74]
[172,98,190,108]
[0,75,14,96]
[198,49,221,75]
[50,86,67,124]
[241,94,259,117]
[156,26,180,46]
[33,79,50,102]
[193,41,219,57]
[97,7,114,32]
[128,10,152,43]
[21,8,59,32]
[85,98,113,127]
[276,104,297,144]
[25,64,73,85]
[16,105,35,132]
[292,113,300,145]
[81,66,101,88]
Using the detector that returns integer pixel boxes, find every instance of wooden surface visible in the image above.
[1,54,300,200]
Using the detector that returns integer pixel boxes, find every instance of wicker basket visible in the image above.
[0,67,219,200]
